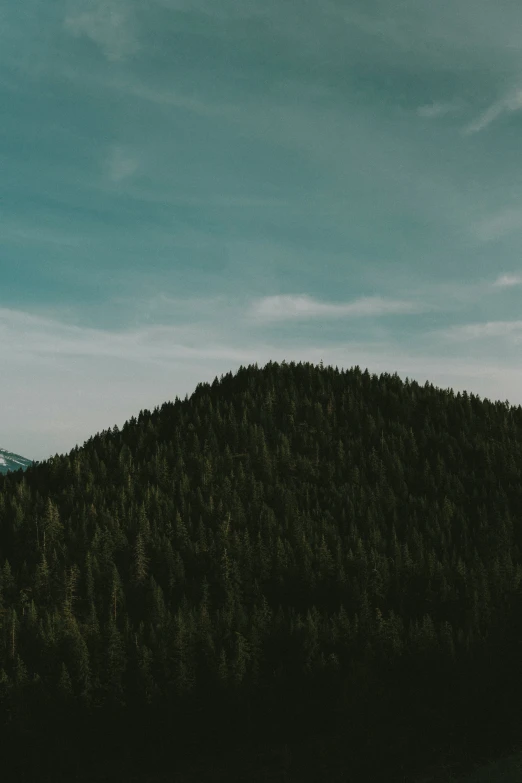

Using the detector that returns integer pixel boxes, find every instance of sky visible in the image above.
[3,0,522,463]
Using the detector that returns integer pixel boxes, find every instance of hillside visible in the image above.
[1,360,522,782]
[0,447,33,476]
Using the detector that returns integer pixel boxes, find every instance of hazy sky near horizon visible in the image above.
[3,0,522,462]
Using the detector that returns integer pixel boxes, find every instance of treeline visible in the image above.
[1,360,522,781]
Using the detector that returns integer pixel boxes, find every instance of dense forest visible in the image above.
[2,360,522,782]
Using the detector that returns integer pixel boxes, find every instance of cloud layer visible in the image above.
[3,0,522,460]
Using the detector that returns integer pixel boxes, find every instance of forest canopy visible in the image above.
[1,360,522,782]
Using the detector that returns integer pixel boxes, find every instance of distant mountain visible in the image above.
[0,447,34,475]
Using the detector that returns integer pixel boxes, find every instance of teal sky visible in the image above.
[3,0,522,462]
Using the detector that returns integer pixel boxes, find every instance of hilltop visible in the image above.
[1,360,522,782]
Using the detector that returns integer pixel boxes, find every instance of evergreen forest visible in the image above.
[2,360,522,782]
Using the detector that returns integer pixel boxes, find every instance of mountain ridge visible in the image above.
[0,446,34,475]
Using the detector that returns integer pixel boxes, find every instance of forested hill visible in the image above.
[2,360,522,782]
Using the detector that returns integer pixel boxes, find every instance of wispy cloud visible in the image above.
[103,79,240,118]
[464,87,522,134]
[0,305,241,363]
[474,207,522,242]
[493,273,522,287]
[338,2,522,72]
[248,294,431,322]
[417,102,460,119]
[2,219,88,249]
[107,145,138,182]
[436,320,522,342]
[149,0,268,19]
[64,0,140,61]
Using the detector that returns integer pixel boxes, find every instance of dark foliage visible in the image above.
[1,360,522,781]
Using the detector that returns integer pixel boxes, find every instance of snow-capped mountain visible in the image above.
[0,447,34,475]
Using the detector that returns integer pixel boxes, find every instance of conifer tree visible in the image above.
[132,531,149,586]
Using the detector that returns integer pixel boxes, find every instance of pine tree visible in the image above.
[43,498,64,556]
[58,662,73,703]
[231,631,251,686]
[104,616,126,701]
[217,647,228,689]
[132,531,149,586]
[63,614,92,707]
[62,563,80,621]
[109,564,125,623]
